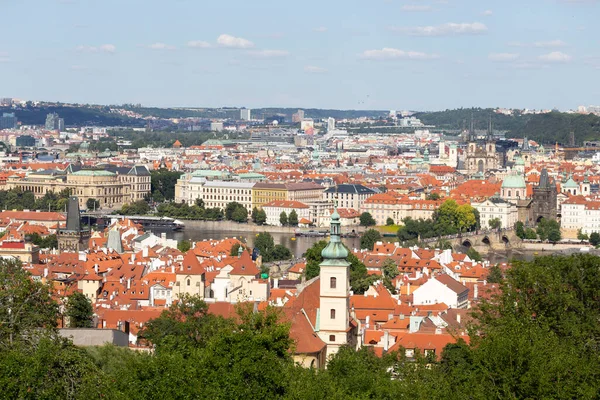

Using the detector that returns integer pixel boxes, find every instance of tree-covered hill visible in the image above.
[1,105,144,127]
[414,107,600,145]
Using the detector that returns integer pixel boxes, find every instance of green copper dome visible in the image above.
[563,176,578,188]
[502,174,526,189]
[321,208,349,260]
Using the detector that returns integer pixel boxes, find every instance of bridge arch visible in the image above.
[501,235,510,245]
[481,236,491,245]
[461,239,473,248]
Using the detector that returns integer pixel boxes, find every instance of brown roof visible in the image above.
[435,274,469,295]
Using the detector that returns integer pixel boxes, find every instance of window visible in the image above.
[329,335,335,342]
[330,309,336,319]
[330,277,337,289]
[187,279,191,286]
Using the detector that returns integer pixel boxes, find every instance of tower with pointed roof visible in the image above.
[318,201,352,359]
[532,168,557,223]
[58,196,90,252]
[464,117,499,175]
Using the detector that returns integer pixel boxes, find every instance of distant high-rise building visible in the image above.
[0,113,17,129]
[327,117,335,132]
[240,108,251,121]
[292,109,305,123]
[45,112,64,130]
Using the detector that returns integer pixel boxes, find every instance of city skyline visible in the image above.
[1,0,599,110]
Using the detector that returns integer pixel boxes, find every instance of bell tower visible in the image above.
[318,202,352,360]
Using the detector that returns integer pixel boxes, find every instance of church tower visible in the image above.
[318,204,352,359]
[58,196,90,252]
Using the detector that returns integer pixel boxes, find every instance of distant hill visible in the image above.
[414,108,600,145]
[2,105,144,127]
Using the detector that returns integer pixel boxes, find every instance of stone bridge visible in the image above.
[421,229,521,253]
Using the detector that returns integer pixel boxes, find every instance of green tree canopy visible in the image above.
[65,291,93,328]
[288,210,299,226]
[360,229,382,250]
[359,212,376,227]
[279,211,288,226]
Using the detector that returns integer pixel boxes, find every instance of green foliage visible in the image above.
[537,217,561,242]
[488,217,501,229]
[272,244,292,261]
[486,264,503,283]
[151,190,165,203]
[466,247,482,262]
[360,228,382,250]
[386,217,395,226]
[359,212,376,227]
[28,233,58,249]
[254,232,291,263]
[255,208,267,225]
[156,201,220,220]
[524,227,538,240]
[177,239,191,253]
[225,202,244,221]
[230,243,247,256]
[515,221,525,239]
[577,229,589,241]
[590,232,600,246]
[231,206,248,223]
[382,258,399,293]
[65,291,93,328]
[120,200,151,215]
[280,211,288,226]
[0,188,70,211]
[397,200,479,242]
[150,169,182,201]
[0,259,58,347]
[288,210,299,226]
[304,240,328,280]
[86,198,100,211]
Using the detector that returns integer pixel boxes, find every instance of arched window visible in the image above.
[187,279,191,286]
[330,309,336,319]
[330,277,337,289]
[508,190,511,197]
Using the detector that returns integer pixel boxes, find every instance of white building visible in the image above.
[472,198,518,230]
[561,197,600,235]
[327,117,336,132]
[262,200,310,226]
[412,274,469,309]
[175,177,255,212]
[323,184,376,211]
[240,109,251,121]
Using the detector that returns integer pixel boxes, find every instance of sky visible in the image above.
[1,0,599,111]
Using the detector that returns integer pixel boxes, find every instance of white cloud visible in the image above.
[76,44,116,53]
[148,42,175,50]
[187,40,211,49]
[313,26,327,32]
[401,5,433,11]
[509,40,566,48]
[217,34,254,49]
[538,51,572,62]
[99,44,116,53]
[360,47,439,60]
[488,53,519,62]
[246,49,290,58]
[391,22,487,36]
[482,10,493,16]
[304,65,327,73]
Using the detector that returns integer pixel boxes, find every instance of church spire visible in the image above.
[321,194,349,260]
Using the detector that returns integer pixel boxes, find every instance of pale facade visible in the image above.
[561,199,600,235]
[472,198,518,230]
[175,178,254,212]
[262,200,310,226]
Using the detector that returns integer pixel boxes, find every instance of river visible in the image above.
[162,225,535,262]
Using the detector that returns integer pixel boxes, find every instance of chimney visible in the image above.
[383,330,390,351]
[456,313,461,324]
[274,278,279,289]
[161,232,166,244]
[94,264,98,274]
[127,278,131,290]
[43,268,48,278]
[474,284,478,299]
[407,282,411,295]
[142,247,148,258]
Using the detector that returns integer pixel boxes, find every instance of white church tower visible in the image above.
[318,205,352,359]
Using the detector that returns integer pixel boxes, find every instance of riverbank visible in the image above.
[183,220,299,234]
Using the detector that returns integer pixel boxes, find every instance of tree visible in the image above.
[360,229,382,250]
[120,200,151,215]
[225,202,244,221]
[382,258,399,293]
[256,208,267,225]
[152,190,165,203]
[0,259,58,347]
[86,198,100,211]
[427,192,441,201]
[548,229,561,243]
[195,198,205,209]
[305,240,328,280]
[288,210,299,226]
[577,229,589,241]
[467,247,482,262]
[360,212,376,227]
[251,207,259,223]
[386,217,395,226]
[280,211,288,226]
[65,291,93,328]
[255,232,275,263]
[487,264,503,283]
[590,232,600,246]
[177,240,192,253]
[524,228,538,240]
[138,294,232,354]
[488,218,502,229]
[515,221,525,239]
[272,244,292,261]
[151,169,183,201]
[230,243,247,256]
[232,206,248,223]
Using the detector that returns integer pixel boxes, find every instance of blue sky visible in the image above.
[1,0,599,111]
